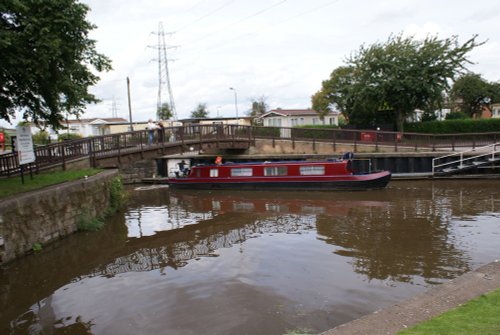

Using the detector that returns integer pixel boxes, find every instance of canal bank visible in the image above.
[0,169,119,264]
[321,260,500,335]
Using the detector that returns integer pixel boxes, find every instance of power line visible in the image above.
[185,0,207,12]
[182,0,342,56]
[174,0,236,33]
[182,0,288,45]
[277,0,340,24]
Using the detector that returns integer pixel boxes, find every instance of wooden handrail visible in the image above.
[1,125,500,177]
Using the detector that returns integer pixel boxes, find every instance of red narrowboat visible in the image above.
[167,159,391,191]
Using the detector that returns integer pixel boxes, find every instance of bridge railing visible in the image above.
[0,124,252,177]
[251,126,500,152]
[1,124,499,177]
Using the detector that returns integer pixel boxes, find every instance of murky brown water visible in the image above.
[1,180,499,335]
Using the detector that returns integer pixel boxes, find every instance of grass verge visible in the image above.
[397,288,500,335]
[0,168,101,199]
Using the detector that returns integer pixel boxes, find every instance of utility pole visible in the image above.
[155,22,177,121]
[127,77,134,131]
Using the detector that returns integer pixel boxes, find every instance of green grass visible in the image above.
[0,168,102,199]
[397,288,500,335]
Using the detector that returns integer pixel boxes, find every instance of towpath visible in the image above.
[321,260,500,335]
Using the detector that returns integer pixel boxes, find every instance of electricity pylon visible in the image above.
[155,22,177,121]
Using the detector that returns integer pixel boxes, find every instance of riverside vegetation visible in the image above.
[77,175,125,231]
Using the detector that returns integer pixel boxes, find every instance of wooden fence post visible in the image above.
[61,144,66,171]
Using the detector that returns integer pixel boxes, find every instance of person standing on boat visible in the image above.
[147,119,156,145]
[215,156,222,165]
[178,160,188,176]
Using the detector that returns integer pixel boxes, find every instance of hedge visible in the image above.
[405,119,500,134]
[252,126,280,137]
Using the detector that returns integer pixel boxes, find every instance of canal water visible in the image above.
[1,180,499,335]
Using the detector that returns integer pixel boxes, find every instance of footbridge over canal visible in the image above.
[1,125,499,180]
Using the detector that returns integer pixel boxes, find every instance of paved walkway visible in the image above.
[321,260,500,335]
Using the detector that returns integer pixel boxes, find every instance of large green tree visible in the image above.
[450,73,500,118]
[313,34,482,130]
[248,96,268,118]
[190,103,209,119]
[248,95,268,125]
[157,102,173,120]
[0,0,112,129]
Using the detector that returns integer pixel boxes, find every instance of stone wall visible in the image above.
[119,160,157,184]
[0,169,119,264]
[251,138,418,155]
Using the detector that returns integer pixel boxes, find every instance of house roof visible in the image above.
[261,109,339,118]
[65,118,128,125]
[179,116,252,123]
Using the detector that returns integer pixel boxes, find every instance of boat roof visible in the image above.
[193,159,343,168]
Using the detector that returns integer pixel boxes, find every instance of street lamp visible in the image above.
[229,87,239,119]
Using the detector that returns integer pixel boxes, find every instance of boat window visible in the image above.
[231,167,253,177]
[264,166,288,176]
[300,165,325,175]
[210,169,218,177]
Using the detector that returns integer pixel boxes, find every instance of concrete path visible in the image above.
[321,260,500,335]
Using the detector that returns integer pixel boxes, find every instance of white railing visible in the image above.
[432,143,500,175]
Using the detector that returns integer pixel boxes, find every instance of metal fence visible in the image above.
[1,124,499,177]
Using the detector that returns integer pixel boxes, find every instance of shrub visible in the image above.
[445,111,469,120]
[32,243,43,253]
[292,125,339,140]
[58,133,82,141]
[253,126,280,137]
[78,176,125,231]
[77,211,104,231]
[32,130,51,145]
[105,176,125,215]
[405,118,500,134]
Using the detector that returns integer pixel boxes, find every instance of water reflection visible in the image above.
[1,180,499,335]
[120,186,489,283]
[112,190,391,276]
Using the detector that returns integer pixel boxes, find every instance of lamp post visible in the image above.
[229,87,239,119]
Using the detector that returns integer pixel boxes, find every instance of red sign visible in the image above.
[0,132,4,143]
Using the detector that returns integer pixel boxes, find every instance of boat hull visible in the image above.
[167,171,391,191]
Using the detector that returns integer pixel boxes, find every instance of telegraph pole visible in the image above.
[127,77,134,131]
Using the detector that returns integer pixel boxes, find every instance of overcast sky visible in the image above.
[3,0,500,127]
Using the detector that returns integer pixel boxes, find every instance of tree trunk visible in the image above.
[396,110,405,132]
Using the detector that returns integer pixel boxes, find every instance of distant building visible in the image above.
[30,117,129,139]
[490,103,500,118]
[259,109,339,127]
[179,116,253,127]
[64,117,129,137]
